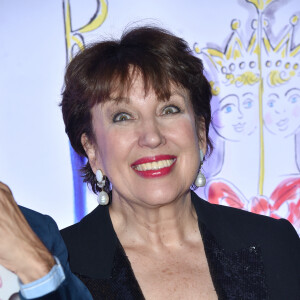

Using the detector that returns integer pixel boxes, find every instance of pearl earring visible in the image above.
[96,169,109,205]
[194,149,206,187]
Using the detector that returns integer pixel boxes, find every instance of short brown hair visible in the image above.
[61,26,212,193]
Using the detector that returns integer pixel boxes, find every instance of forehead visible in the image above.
[265,86,300,97]
[108,73,188,103]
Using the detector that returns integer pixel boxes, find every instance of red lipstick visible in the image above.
[131,155,177,178]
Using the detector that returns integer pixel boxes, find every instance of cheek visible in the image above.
[103,129,132,156]
[170,117,199,148]
[264,112,273,126]
[212,110,225,128]
[171,119,200,174]
[244,109,258,127]
[95,129,127,168]
[180,119,197,139]
[292,104,300,118]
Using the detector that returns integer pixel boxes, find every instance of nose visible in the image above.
[138,118,166,148]
[275,105,286,115]
[237,107,244,119]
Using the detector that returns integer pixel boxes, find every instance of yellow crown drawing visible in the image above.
[194,0,300,195]
[194,19,260,94]
[262,15,300,87]
[194,0,300,94]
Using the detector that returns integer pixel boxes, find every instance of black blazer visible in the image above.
[61,192,300,300]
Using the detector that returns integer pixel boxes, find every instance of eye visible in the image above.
[113,112,132,122]
[162,105,181,115]
[267,100,275,108]
[289,94,299,104]
[243,98,253,109]
[222,104,234,113]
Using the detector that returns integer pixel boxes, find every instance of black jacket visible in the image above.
[61,192,300,299]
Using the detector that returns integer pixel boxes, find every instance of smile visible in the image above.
[233,122,246,132]
[276,118,288,130]
[131,155,177,178]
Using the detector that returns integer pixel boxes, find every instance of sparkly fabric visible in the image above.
[62,193,300,299]
[76,242,145,300]
[75,224,269,300]
[200,223,269,300]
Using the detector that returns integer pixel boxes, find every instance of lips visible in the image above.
[131,155,177,178]
[276,118,288,130]
[233,122,246,132]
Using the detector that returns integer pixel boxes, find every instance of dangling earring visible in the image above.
[96,169,109,205]
[194,149,206,187]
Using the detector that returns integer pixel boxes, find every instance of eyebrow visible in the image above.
[242,92,254,97]
[267,93,279,98]
[219,94,238,104]
[285,88,300,96]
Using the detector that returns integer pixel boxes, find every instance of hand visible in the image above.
[0,182,55,284]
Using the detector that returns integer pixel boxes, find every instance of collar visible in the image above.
[62,191,256,278]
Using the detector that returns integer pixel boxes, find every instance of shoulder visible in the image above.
[20,205,53,226]
[19,206,71,267]
[191,192,300,250]
[60,205,117,278]
[60,204,112,247]
[192,192,300,294]
[19,206,60,249]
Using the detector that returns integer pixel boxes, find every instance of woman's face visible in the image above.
[263,80,300,137]
[86,75,203,207]
[211,85,258,141]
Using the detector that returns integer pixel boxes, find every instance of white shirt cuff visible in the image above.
[19,256,65,299]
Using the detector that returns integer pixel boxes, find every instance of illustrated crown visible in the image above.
[261,15,300,87]
[194,0,300,93]
[194,19,260,94]
[193,0,300,196]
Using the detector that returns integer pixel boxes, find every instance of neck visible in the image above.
[264,132,298,176]
[109,190,198,250]
[263,131,299,195]
[213,133,260,199]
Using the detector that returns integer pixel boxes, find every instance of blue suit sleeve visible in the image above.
[19,209,93,300]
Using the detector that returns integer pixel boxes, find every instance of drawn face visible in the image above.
[264,83,300,137]
[211,86,258,141]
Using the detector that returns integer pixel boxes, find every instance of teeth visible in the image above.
[134,159,175,171]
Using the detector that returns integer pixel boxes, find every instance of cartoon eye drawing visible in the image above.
[289,94,299,104]
[267,99,275,108]
[243,98,253,109]
[222,103,234,113]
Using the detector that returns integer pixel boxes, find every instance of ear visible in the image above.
[197,117,207,157]
[81,133,102,174]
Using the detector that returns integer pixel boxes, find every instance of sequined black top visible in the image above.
[61,192,300,300]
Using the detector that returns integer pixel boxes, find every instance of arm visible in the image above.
[22,210,93,300]
[0,182,92,300]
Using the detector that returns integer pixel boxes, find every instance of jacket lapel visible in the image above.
[192,192,269,299]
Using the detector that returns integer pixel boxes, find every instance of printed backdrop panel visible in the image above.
[0,0,299,234]
[1,0,299,296]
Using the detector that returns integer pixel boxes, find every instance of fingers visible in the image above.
[0,181,13,195]
[0,182,55,281]
[0,182,18,210]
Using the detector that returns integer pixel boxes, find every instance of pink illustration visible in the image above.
[195,0,300,235]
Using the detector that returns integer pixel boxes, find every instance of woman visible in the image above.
[60,26,300,299]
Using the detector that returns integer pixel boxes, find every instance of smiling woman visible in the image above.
[60,26,300,299]
[83,76,202,208]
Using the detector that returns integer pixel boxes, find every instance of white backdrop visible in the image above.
[0,0,299,231]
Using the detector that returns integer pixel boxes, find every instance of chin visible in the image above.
[136,185,190,207]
